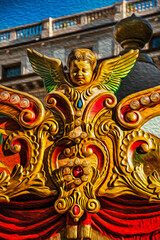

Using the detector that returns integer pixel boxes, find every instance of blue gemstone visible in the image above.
[77,99,83,108]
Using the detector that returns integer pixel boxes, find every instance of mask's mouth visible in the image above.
[74,77,85,86]
[75,76,84,80]
[75,76,85,82]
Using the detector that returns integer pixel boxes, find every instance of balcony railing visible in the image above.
[0,0,159,45]
[0,22,42,43]
[0,31,11,42]
[52,5,115,34]
[53,15,81,31]
[16,23,42,39]
[126,0,158,15]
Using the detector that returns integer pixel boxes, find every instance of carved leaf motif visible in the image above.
[10,164,23,180]
[0,171,10,191]
[0,164,54,200]
[148,171,160,197]
[106,167,136,196]
[84,182,95,199]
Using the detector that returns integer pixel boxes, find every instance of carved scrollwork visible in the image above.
[83,92,117,127]
[1,45,160,229]
[103,129,160,201]
[86,198,100,213]
[84,181,100,213]
[52,165,101,222]
[55,198,70,214]
[49,135,107,221]
[0,86,45,129]
[116,86,160,129]
[0,164,54,201]
[44,91,75,124]
[120,129,156,172]
[97,118,122,139]
[79,138,109,189]
[51,143,99,216]
[0,126,56,201]
[0,93,62,201]
[5,130,38,167]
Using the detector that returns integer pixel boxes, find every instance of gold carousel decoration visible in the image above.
[0,25,160,238]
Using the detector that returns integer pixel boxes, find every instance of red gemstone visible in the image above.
[73,166,83,178]
[73,205,80,215]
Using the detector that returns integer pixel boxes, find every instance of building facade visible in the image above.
[0,0,160,101]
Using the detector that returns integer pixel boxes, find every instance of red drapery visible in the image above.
[0,195,160,239]
[92,196,160,240]
[0,196,65,240]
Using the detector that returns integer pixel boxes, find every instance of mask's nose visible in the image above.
[77,69,83,75]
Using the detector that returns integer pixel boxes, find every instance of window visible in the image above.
[150,36,160,49]
[2,63,21,79]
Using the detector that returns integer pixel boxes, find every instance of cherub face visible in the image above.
[70,60,93,86]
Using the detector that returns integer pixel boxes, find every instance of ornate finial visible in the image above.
[114,14,153,50]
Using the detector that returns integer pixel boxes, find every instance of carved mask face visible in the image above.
[70,60,93,86]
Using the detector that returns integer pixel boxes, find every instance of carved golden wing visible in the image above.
[95,49,139,93]
[27,49,67,92]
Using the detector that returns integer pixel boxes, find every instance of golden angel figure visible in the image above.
[27,48,139,109]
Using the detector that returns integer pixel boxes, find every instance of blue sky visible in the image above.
[0,0,122,30]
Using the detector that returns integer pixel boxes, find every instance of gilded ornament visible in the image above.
[130,99,140,109]
[83,167,91,175]
[139,143,150,153]
[81,175,88,182]
[6,47,160,232]
[75,137,81,143]
[20,98,30,108]
[140,95,150,105]
[67,160,74,167]
[150,92,160,102]
[0,91,10,101]
[74,158,81,165]
[80,132,88,138]
[69,131,76,138]
[116,85,160,129]
[120,129,156,171]
[64,175,72,182]
[1,46,160,240]
[82,160,89,167]
[125,111,137,122]
[63,167,71,175]
[74,178,82,185]
[75,118,81,126]
[10,94,20,104]
[75,110,82,117]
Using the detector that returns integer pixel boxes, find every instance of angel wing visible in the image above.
[27,49,67,92]
[95,49,139,93]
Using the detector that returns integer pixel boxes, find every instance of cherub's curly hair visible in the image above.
[67,49,97,70]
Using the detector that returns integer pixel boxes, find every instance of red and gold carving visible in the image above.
[1,48,160,239]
